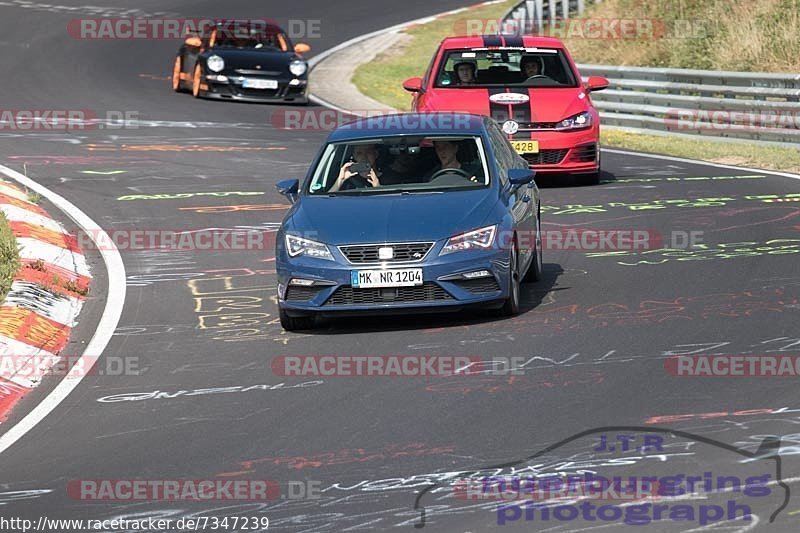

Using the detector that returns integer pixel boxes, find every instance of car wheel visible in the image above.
[523,211,543,282]
[192,64,203,98]
[172,57,184,92]
[279,306,314,331]
[576,171,600,186]
[500,241,521,316]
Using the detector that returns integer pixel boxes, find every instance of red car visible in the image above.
[403,35,608,184]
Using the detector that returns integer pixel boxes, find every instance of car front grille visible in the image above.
[522,149,569,166]
[237,87,281,98]
[339,242,434,264]
[516,121,559,130]
[285,285,326,301]
[324,282,453,306]
[451,277,501,294]
[234,69,282,76]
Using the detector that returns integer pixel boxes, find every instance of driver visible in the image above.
[427,140,481,183]
[520,55,545,80]
[453,61,478,85]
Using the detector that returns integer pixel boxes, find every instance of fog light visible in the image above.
[289,79,302,86]
[290,278,315,286]
[206,74,228,82]
[462,270,492,279]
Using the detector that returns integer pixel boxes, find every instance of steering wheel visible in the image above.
[430,168,472,181]
[525,75,548,82]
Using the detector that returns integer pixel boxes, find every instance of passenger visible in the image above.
[520,55,545,80]
[329,144,399,191]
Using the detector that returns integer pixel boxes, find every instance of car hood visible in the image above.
[289,189,498,245]
[205,48,295,71]
[423,87,590,123]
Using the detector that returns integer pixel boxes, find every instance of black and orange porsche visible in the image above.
[172,20,311,104]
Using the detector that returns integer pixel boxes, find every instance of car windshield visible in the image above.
[436,47,578,88]
[213,29,288,51]
[307,135,490,195]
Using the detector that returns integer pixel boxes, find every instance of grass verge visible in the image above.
[0,211,20,303]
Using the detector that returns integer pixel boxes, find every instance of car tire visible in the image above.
[172,57,185,93]
[279,307,314,331]
[523,211,543,282]
[500,241,521,316]
[192,64,203,98]
[576,171,600,186]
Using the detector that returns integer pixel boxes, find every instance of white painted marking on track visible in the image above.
[0,164,126,455]
[602,148,800,181]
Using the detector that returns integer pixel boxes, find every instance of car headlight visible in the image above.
[440,225,497,255]
[207,55,225,73]
[285,234,334,261]
[555,111,592,131]
[289,60,308,77]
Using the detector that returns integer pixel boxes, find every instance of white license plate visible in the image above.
[242,78,278,89]
[351,269,423,288]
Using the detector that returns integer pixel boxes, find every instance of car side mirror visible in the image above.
[277,179,300,204]
[508,168,536,187]
[586,76,609,92]
[294,43,311,55]
[184,36,202,47]
[403,77,423,93]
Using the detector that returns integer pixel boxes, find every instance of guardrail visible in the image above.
[503,1,800,146]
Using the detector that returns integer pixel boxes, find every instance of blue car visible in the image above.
[275,112,542,330]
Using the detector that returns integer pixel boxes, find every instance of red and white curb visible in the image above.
[0,179,91,419]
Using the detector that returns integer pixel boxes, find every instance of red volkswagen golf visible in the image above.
[403,35,608,184]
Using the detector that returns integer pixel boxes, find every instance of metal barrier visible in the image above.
[503,0,800,146]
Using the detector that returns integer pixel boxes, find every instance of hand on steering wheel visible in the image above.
[430,168,472,180]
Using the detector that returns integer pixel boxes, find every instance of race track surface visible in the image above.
[0,1,799,531]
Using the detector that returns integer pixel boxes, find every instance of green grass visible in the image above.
[352,0,518,111]
[601,129,800,174]
[0,211,19,303]
[560,0,800,73]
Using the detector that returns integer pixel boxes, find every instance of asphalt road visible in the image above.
[0,1,799,531]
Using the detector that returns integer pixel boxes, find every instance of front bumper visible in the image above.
[277,247,511,317]
[201,76,308,103]
[512,127,599,174]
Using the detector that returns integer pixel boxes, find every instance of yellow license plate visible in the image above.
[511,141,539,154]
